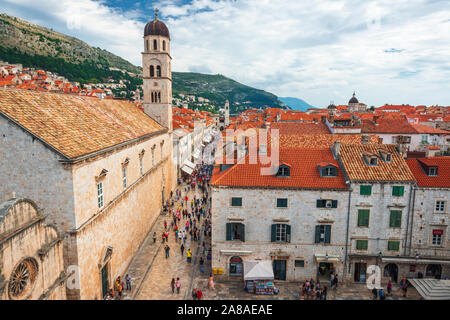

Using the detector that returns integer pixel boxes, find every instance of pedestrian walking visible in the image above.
[372,287,378,300]
[165,245,170,258]
[387,279,392,296]
[207,274,215,290]
[180,243,185,256]
[176,278,181,294]
[322,285,327,300]
[125,274,131,291]
[379,288,385,300]
[197,288,203,300]
[171,278,175,294]
[192,288,197,300]
[199,256,205,273]
[334,274,339,290]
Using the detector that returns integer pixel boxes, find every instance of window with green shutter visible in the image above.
[388,241,400,251]
[356,239,368,250]
[277,198,288,208]
[231,197,242,207]
[360,185,372,195]
[357,209,370,227]
[392,186,404,196]
[389,210,402,228]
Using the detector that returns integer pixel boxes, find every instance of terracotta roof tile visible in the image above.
[338,144,416,182]
[0,89,164,159]
[406,157,450,188]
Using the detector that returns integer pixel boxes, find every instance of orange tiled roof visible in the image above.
[406,157,450,188]
[211,147,348,190]
[0,89,164,159]
[270,122,330,134]
[338,144,416,182]
[279,134,379,148]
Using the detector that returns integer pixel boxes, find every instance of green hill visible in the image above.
[0,12,283,110]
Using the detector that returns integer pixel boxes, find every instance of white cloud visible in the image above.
[1,0,449,106]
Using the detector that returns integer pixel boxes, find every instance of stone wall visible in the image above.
[0,199,66,300]
[211,186,349,282]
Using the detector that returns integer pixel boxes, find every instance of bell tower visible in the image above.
[142,9,172,131]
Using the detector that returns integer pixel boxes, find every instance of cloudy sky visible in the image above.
[1,0,449,107]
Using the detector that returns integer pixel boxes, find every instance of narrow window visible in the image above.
[435,200,446,213]
[389,210,402,228]
[231,197,242,207]
[163,40,166,51]
[387,241,400,251]
[153,39,157,50]
[357,209,370,227]
[277,198,288,208]
[356,240,368,250]
[156,65,161,77]
[429,167,437,176]
[158,92,161,102]
[276,224,287,242]
[432,230,443,245]
[150,65,154,77]
[97,182,104,208]
[122,167,127,189]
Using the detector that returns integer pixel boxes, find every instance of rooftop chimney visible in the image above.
[361,135,370,145]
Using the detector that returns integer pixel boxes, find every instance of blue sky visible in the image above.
[1,0,449,107]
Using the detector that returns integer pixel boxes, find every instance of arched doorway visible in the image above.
[426,264,442,279]
[384,263,398,282]
[229,256,243,277]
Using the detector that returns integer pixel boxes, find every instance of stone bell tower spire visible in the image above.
[142,9,172,131]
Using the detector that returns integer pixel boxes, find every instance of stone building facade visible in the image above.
[0,198,66,300]
[0,14,175,299]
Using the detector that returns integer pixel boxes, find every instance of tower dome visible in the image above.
[144,9,170,39]
[348,92,359,104]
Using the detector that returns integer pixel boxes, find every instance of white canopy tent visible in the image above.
[181,165,193,175]
[183,159,196,170]
[243,260,274,281]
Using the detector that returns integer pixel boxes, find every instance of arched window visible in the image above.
[163,40,166,51]
[158,92,161,103]
[151,92,154,103]
[150,65,154,77]
[153,39,157,50]
[156,66,161,77]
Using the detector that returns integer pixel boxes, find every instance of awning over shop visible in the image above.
[382,257,450,265]
[181,165,194,175]
[408,279,450,300]
[243,260,274,281]
[183,159,196,169]
[314,254,340,263]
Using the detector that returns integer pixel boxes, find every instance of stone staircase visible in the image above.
[408,279,450,300]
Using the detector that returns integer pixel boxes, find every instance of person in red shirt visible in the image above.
[196,288,203,300]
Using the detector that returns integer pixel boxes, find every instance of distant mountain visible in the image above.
[279,97,315,111]
[173,72,284,112]
[0,12,285,110]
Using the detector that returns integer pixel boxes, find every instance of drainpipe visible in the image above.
[343,182,352,282]
[403,183,414,256]
[408,185,417,256]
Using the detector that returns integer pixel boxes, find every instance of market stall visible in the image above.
[244,260,274,295]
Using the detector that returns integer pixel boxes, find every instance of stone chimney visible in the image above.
[332,141,341,158]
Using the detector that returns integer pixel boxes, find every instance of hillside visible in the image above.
[0,12,284,110]
[173,72,283,111]
[279,97,315,111]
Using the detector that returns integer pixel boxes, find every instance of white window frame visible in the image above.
[276,224,287,242]
[122,167,127,189]
[97,182,104,209]
[432,231,443,246]
[429,167,437,176]
[434,200,446,213]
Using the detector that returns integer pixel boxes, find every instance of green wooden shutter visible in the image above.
[226,223,232,240]
[360,185,372,195]
[388,241,399,251]
[314,225,320,243]
[271,224,277,242]
[241,224,245,242]
[393,186,404,196]
[356,240,368,250]
[358,210,370,227]
[332,200,338,208]
[286,225,291,243]
[390,211,402,228]
[325,225,331,243]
